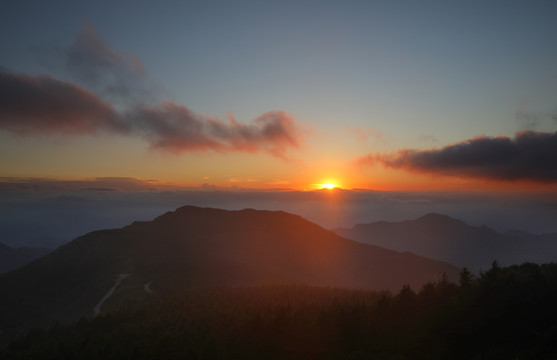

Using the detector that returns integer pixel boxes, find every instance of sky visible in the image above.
[1,1,557,246]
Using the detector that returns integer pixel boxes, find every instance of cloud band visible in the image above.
[359,131,557,182]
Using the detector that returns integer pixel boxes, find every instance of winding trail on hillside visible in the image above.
[144,281,153,294]
[94,274,130,316]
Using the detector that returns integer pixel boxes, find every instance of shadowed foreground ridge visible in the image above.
[3,262,557,359]
[0,206,458,340]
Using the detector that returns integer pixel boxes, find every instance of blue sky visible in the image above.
[3,0,556,141]
[1,1,557,246]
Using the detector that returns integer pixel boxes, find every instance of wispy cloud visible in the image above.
[417,134,438,143]
[0,24,304,158]
[358,131,557,182]
[345,125,382,144]
[128,104,301,157]
[0,176,168,192]
[65,21,150,104]
[514,100,557,131]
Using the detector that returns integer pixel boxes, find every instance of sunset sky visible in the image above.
[1,0,556,191]
[1,1,557,246]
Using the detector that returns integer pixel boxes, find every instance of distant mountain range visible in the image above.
[0,206,458,340]
[335,213,557,272]
[0,243,50,274]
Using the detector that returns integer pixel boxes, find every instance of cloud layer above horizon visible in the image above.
[359,131,557,182]
[0,25,303,159]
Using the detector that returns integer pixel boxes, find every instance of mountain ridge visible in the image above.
[0,206,459,341]
[335,213,557,271]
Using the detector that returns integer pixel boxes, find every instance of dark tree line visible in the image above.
[3,262,557,359]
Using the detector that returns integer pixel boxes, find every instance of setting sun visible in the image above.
[318,183,338,189]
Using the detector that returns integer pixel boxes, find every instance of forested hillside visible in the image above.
[3,262,557,359]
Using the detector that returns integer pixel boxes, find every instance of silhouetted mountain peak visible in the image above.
[337,211,557,271]
[0,206,459,339]
[153,205,291,222]
[349,213,474,234]
[142,206,313,238]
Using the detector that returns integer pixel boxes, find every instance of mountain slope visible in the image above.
[0,206,459,340]
[0,242,51,274]
[335,213,557,271]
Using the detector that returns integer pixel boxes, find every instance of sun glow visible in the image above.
[315,183,339,190]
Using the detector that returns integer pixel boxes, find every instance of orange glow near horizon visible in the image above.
[311,179,342,190]
[149,171,557,193]
[8,161,557,193]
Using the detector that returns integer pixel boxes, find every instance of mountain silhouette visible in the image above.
[335,213,557,271]
[0,206,458,339]
[0,242,51,274]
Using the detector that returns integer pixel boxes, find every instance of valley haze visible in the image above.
[2,183,557,249]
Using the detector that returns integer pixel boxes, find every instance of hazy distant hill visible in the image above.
[0,206,458,339]
[335,213,557,271]
[0,242,50,274]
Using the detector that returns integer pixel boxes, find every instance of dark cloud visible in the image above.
[0,69,303,157]
[0,69,126,135]
[126,102,221,152]
[127,102,302,157]
[0,24,304,158]
[359,131,557,182]
[65,22,150,104]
